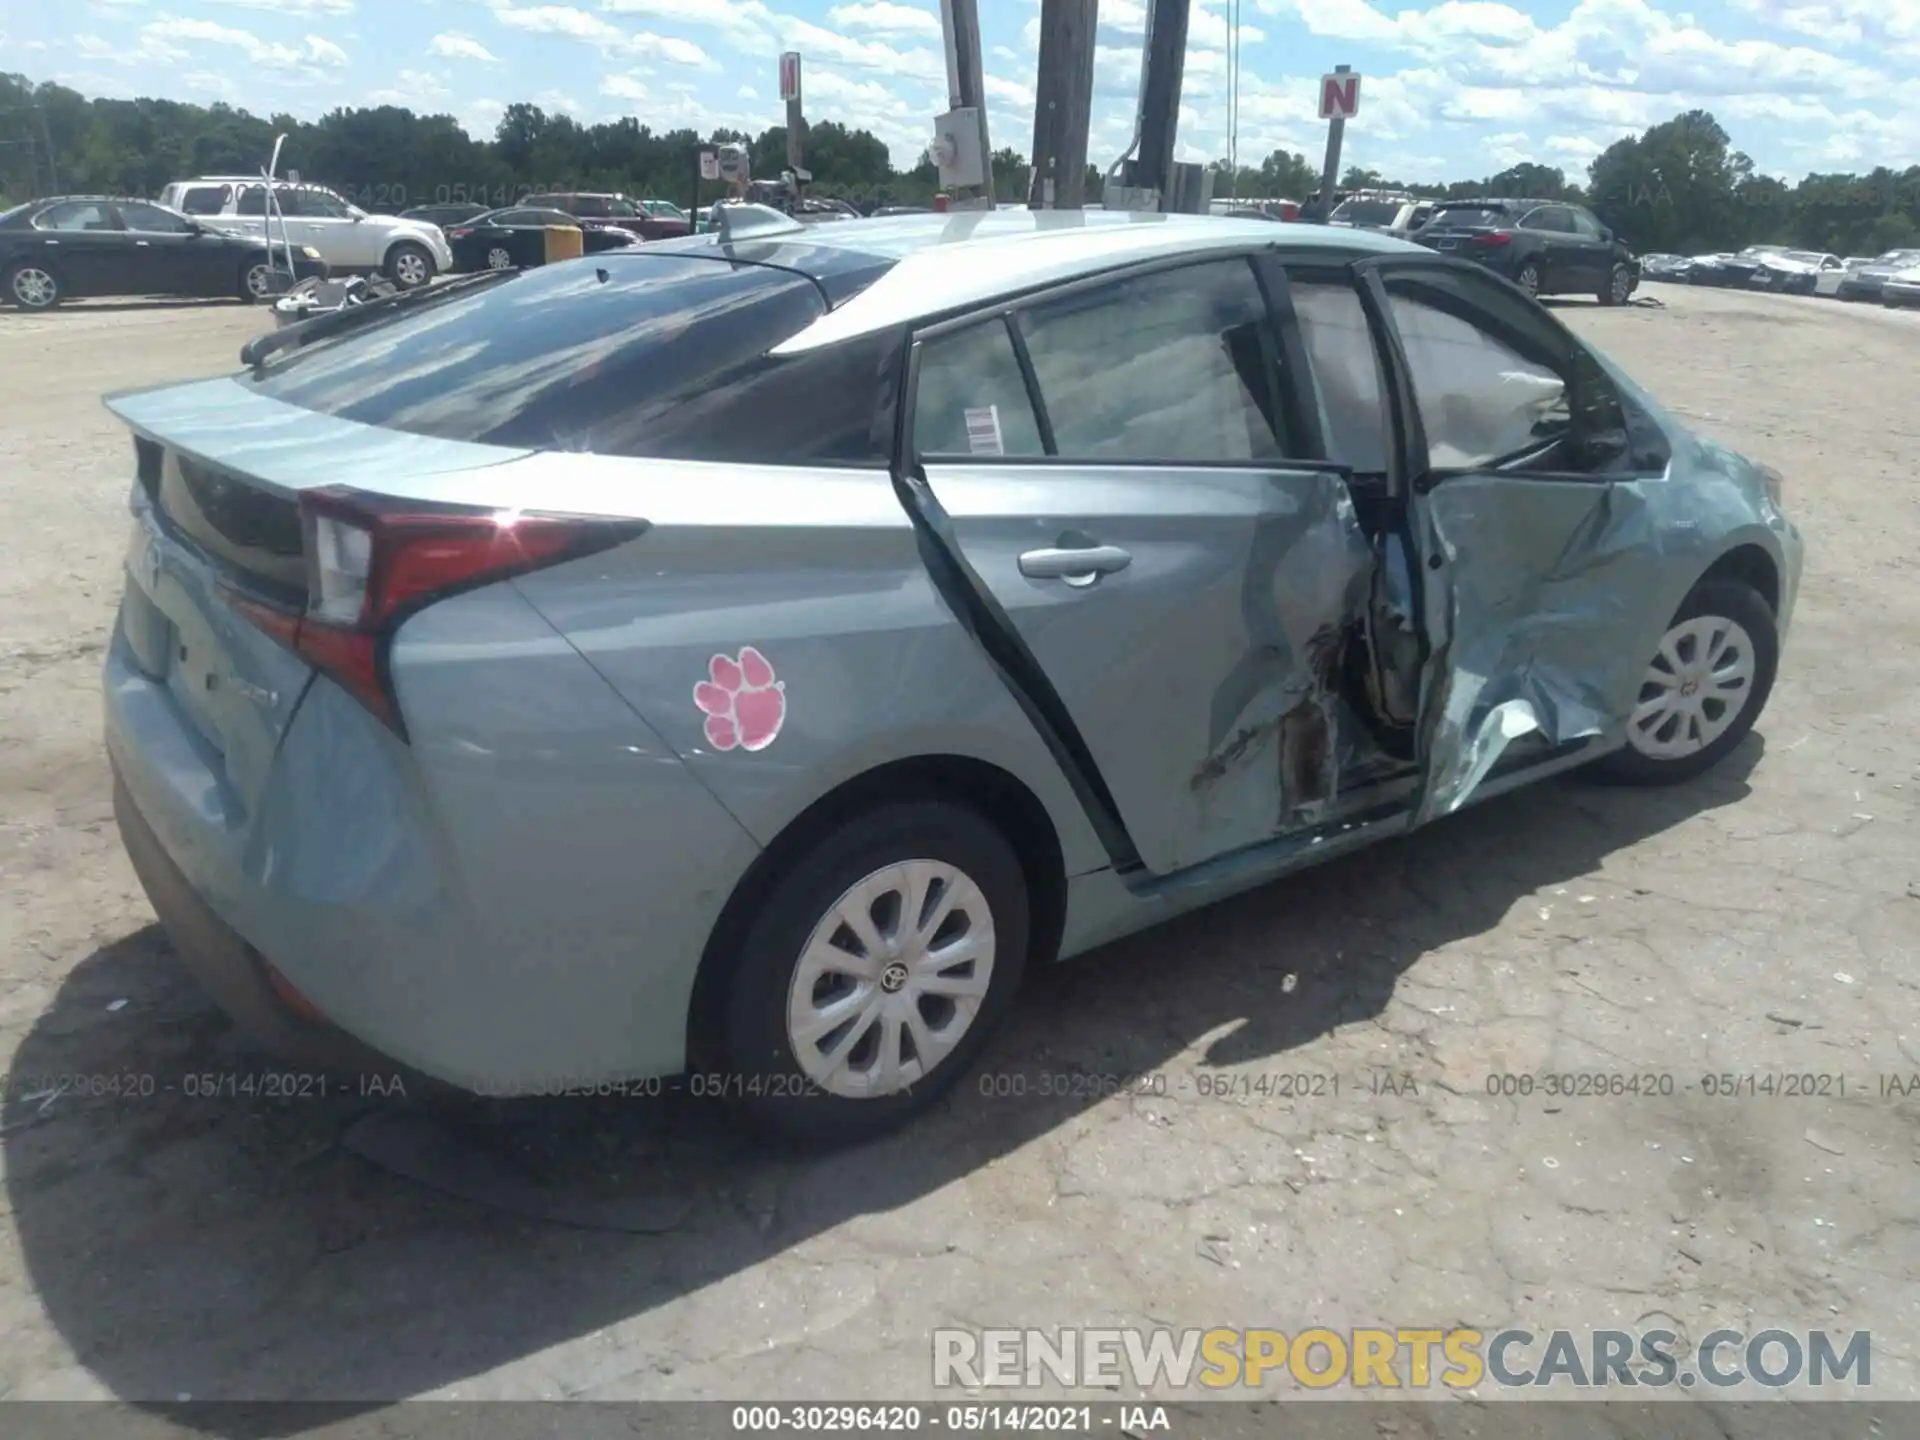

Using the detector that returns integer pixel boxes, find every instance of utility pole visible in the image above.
[37,104,57,195]
[938,0,994,206]
[779,51,805,179]
[1315,63,1352,212]
[1027,0,1097,209]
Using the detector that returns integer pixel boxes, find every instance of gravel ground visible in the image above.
[0,284,1916,1426]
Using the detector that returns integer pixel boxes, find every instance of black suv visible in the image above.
[1415,198,1639,305]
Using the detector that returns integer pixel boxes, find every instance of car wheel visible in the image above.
[1600,263,1634,306]
[5,261,61,310]
[239,259,278,303]
[486,246,513,271]
[384,241,433,290]
[1514,260,1542,298]
[1589,578,1779,787]
[706,800,1029,1145]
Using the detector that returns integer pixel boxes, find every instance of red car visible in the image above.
[519,192,692,241]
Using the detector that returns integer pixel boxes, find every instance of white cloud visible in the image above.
[368,68,451,107]
[601,73,648,102]
[198,0,355,13]
[737,84,758,99]
[428,31,501,63]
[490,4,714,65]
[826,1,941,36]
[138,18,349,70]
[774,16,944,80]
[537,89,583,112]
[601,0,773,34]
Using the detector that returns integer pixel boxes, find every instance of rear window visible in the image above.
[1331,199,1402,227]
[242,255,898,465]
[1427,205,1509,228]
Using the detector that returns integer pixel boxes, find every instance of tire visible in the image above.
[383,241,434,290]
[1515,260,1542,299]
[705,800,1030,1146]
[1588,578,1779,787]
[1600,263,1634,306]
[486,246,513,271]
[5,260,62,310]
[238,258,277,303]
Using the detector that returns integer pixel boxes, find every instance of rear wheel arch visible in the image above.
[685,754,1068,1069]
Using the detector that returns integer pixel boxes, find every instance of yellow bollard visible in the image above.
[543,225,584,264]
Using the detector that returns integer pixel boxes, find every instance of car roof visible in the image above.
[628,207,1419,354]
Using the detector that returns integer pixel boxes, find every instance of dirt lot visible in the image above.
[1,285,1916,1421]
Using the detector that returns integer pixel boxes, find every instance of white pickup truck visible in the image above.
[158,177,452,289]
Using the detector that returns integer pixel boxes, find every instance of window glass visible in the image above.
[490,209,533,225]
[117,202,195,234]
[36,201,118,231]
[1385,267,1622,472]
[569,196,609,217]
[179,186,230,216]
[606,198,638,217]
[1289,281,1389,473]
[287,188,353,219]
[1017,259,1287,462]
[1330,198,1402,227]
[1426,204,1510,229]
[912,319,1045,458]
[242,253,891,465]
[1521,206,1574,234]
[235,186,268,216]
[1568,208,1605,238]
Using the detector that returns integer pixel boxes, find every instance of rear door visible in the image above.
[909,255,1379,875]
[1365,259,1678,820]
[1517,205,1587,289]
[1565,207,1617,285]
[29,200,134,295]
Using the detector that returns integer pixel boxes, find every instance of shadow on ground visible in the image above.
[3,741,1761,1424]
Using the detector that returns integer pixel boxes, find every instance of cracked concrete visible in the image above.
[0,287,1916,1427]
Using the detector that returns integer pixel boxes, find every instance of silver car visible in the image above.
[102,208,1803,1143]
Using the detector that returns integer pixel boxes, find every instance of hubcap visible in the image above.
[246,264,273,298]
[487,247,512,270]
[1519,266,1539,297]
[785,859,996,1099]
[1612,268,1632,303]
[396,251,428,285]
[13,266,54,306]
[1627,614,1755,760]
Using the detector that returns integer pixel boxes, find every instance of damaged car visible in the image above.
[101,207,1802,1144]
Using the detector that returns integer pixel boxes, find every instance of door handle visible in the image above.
[136,240,150,246]
[1018,544,1132,587]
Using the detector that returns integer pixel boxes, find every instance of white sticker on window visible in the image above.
[963,404,1006,457]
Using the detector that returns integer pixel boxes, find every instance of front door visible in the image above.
[1366,260,1676,821]
[910,255,1377,876]
[113,201,213,295]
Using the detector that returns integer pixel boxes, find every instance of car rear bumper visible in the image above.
[104,584,765,1094]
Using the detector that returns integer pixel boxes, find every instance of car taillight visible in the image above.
[226,486,645,740]
[1469,231,1512,247]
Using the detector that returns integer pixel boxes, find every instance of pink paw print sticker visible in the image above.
[693,646,787,752]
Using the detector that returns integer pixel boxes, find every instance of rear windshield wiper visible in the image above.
[240,270,520,372]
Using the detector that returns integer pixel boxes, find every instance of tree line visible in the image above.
[3,73,1916,256]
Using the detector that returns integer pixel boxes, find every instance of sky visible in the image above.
[4,0,1918,184]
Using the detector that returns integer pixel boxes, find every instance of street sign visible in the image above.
[1318,70,1361,121]
[779,51,801,102]
[699,149,719,181]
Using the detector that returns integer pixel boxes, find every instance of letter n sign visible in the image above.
[1319,71,1361,121]
[779,51,802,103]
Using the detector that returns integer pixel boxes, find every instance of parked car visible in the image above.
[519,192,693,241]
[399,201,492,229]
[444,206,638,272]
[1208,197,1302,223]
[1813,260,1858,298]
[1882,261,1920,308]
[0,195,326,310]
[102,211,1801,1143]
[1638,253,1692,281]
[158,177,451,289]
[1749,250,1843,294]
[1687,245,1790,288]
[1415,198,1640,304]
[1835,248,1920,302]
[1328,193,1430,237]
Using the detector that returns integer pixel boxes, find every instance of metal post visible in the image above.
[940,0,994,205]
[1317,63,1350,211]
[1132,0,1190,201]
[1028,0,1098,209]
[37,103,59,195]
